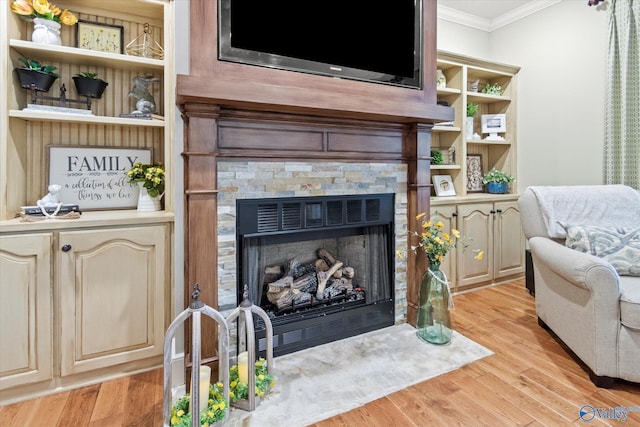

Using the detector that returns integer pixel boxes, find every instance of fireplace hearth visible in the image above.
[237,193,395,356]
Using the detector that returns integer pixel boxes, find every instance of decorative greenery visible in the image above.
[74,72,100,79]
[170,382,228,426]
[481,83,503,95]
[466,103,479,117]
[229,357,275,401]
[18,57,59,78]
[10,0,78,25]
[126,162,165,198]
[482,168,515,184]
[399,212,483,265]
[430,150,444,165]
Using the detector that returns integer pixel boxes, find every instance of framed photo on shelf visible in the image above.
[466,154,484,193]
[47,146,151,210]
[432,175,456,197]
[75,20,124,54]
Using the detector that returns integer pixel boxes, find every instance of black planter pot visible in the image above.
[72,76,109,99]
[15,68,58,92]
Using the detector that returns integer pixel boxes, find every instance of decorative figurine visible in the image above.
[36,184,63,217]
[37,184,62,206]
[128,76,159,116]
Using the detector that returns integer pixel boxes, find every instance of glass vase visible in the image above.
[416,261,452,345]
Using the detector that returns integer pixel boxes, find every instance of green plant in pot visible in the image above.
[466,103,479,139]
[481,83,503,95]
[482,169,515,194]
[73,72,109,99]
[466,103,479,118]
[15,57,59,92]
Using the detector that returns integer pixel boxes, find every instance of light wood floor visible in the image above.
[1,279,638,426]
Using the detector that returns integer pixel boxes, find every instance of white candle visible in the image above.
[238,351,249,384]
[197,365,211,413]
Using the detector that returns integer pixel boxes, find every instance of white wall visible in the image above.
[438,0,609,191]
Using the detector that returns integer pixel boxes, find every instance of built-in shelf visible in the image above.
[431,165,461,170]
[436,87,461,95]
[467,138,511,145]
[433,126,461,132]
[9,39,164,71]
[9,109,166,127]
[467,92,511,103]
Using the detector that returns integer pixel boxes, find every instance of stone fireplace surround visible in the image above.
[177,0,450,377]
[217,161,409,355]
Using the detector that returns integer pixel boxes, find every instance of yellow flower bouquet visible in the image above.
[170,382,228,427]
[127,162,165,198]
[403,212,483,265]
[10,0,78,26]
[229,357,275,401]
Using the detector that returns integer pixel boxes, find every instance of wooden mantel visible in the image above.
[177,0,450,378]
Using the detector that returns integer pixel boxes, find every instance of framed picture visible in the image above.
[481,113,507,140]
[432,175,456,197]
[466,154,484,193]
[47,146,151,210]
[75,20,124,54]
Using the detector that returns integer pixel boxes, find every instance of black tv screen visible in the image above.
[218,1,423,89]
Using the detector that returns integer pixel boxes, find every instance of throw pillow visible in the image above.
[563,224,640,277]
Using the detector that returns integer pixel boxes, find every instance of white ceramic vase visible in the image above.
[137,182,161,212]
[466,116,475,140]
[32,18,62,45]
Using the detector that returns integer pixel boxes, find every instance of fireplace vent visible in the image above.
[238,194,393,236]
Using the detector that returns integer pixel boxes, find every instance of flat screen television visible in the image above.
[218,1,423,89]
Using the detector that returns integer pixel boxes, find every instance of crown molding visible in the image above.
[438,1,562,32]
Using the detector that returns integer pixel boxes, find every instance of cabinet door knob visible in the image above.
[490,210,496,214]
[496,209,503,213]
[61,244,72,252]
[452,212,458,217]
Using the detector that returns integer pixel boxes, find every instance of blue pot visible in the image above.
[486,182,509,194]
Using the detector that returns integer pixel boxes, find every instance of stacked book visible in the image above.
[21,204,81,217]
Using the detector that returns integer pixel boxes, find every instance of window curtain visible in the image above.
[603,0,640,188]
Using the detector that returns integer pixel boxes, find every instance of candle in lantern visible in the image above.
[238,351,249,384]
[197,365,211,413]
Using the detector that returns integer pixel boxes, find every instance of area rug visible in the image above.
[224,323,493,426]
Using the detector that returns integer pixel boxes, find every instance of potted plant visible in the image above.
[127,162,165,211]
[466,103,479,139]
[11,0,78,45]
[481,82,503,95]
[73,72,109,99]
[482,168,515,194]
[14,57,59,92]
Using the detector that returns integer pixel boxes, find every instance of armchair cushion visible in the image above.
[563,224,640,276]
[620,276,640,330]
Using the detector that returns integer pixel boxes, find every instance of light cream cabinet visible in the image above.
[1,0,174,404]
[58,226,167,377]
[0,224,168,404]
[432,198,525,292]
[0,234,53,392]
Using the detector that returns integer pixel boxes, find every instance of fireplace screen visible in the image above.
[237,194,395,356]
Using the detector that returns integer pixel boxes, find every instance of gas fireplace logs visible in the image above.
[265,249,363,311]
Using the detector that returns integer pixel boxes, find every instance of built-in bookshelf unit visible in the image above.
[0,0,174,404]
[432,51,519,200]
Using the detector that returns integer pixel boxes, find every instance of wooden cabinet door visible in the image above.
[0,234,53,391]
[494,201,525,279]
[430,205,458,290]
[58,226,167,376]
[456,203,493,289]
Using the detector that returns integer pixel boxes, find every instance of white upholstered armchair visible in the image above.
[518,185,640,387]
